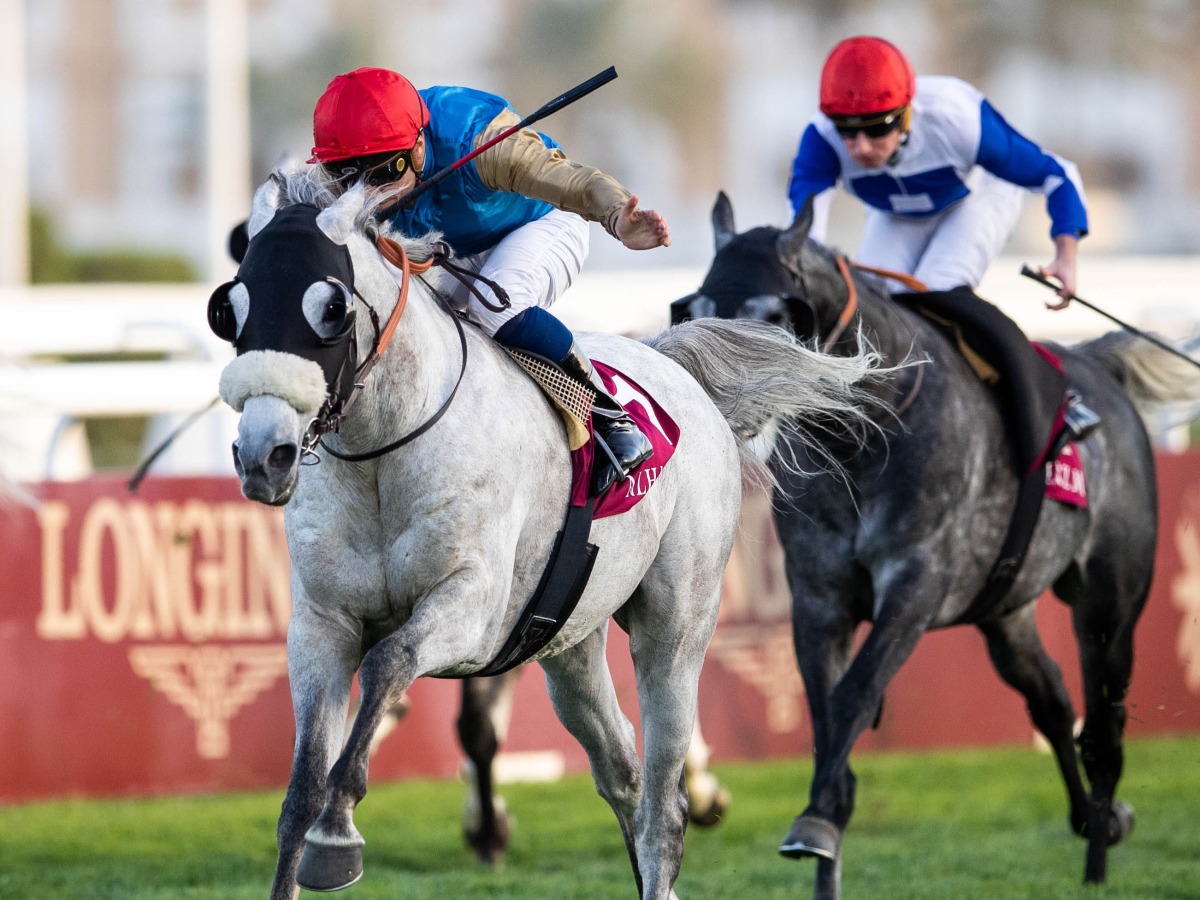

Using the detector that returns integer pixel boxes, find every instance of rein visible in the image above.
[827,256,926,416]
[821,257,860,351]
[302,236,473,463]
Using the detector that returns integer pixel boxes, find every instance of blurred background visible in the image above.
[3,0,1200,479]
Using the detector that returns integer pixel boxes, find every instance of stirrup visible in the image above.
[1064,389,1101,442]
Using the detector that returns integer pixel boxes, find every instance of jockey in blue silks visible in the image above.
[787,36,1099,470]
[309,67,669,493]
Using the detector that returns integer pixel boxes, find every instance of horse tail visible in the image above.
[645,318,887,485]
[1079,330,1200,408]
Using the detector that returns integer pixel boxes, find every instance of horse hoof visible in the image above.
[688,784,732,828]
[779,814,840,861]
[1107,801,1134,846]
[1074,801,1136,847]
[296,840,364,892]
[463,795,513,866]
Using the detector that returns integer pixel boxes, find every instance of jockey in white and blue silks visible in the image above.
[786,36,1099,472]
[309,67,670,493]
[788,74,1089,295]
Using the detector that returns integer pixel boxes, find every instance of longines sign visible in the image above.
[2,461,1198,804]
[36,495,290,644]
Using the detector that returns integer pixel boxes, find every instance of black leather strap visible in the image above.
[441,498,599,678]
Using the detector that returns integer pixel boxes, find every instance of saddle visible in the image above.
[504,351,679,516]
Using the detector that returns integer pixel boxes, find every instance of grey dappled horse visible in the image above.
[215,167,881,900]
[673,192,1200,900]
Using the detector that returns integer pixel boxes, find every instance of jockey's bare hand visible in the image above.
[1041,234,1079,310]
[614,195,671,250]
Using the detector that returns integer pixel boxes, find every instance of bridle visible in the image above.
[301,235,508,464]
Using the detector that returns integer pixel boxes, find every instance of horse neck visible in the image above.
[805,249,918,362]
[338,250,465,450]
[803,246,925,410]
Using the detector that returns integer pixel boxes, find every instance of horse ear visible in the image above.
[712,191,736,253]
[777,193,815,269]
[247,173,285,238]
[316,184,366,245]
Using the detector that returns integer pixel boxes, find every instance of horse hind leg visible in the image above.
[457,670,521,864]
[683,716,731,827]
[977,605,1092,844]
[1060,557,1147,883]
[539,626,650,897]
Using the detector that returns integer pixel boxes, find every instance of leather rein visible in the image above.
[827,258,929,417]
[301,236,508,464]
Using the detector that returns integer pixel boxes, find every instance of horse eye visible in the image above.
[303,279,355,340]
[323,296,347,324]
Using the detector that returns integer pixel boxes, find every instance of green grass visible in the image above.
[0,735,1196,899]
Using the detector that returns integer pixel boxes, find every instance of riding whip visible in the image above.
[1021,264,1200,372]
[127,396,221,494]
[402,66,619,207]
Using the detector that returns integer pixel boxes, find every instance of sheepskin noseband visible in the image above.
[219,349,328,415]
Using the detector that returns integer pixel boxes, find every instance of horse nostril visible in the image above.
[268,444,299,470]
[766,311,787,327]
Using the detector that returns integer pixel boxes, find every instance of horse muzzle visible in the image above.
[232,395,305,505]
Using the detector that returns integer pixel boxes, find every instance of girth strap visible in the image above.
[955,466,1047,624]
[441,498,599,678]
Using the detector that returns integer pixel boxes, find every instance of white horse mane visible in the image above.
[269,161,447,273]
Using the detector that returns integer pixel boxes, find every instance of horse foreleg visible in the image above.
[539,626,646,895]
[297,590,490,893]
[458,670,521,864]
[779,600,857,864]
[787,567,941,900]
[271,609,359,900]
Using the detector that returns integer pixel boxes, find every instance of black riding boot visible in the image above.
[896,285,1100,471]
[559,342,654,495]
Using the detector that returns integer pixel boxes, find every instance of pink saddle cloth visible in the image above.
[569,361,680,520]
[1046,442,1087,508]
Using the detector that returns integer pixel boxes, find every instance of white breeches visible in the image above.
[855,169,1024,291]
[445,208,590,336]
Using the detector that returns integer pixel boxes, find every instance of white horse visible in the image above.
[214,165,881,900]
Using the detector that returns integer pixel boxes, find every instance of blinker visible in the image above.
[208,280,239,343]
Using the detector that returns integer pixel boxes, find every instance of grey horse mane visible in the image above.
[268,162,451,292]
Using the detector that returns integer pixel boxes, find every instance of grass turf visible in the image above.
[0,734,1196,899]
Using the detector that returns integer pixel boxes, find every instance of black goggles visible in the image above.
[331,150,414,187]
[832,109,905,139]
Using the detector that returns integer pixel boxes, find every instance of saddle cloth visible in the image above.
[571,361,680,519]
[1046,442,1087,507]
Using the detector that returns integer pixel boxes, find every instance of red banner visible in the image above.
[2,454,1198,803]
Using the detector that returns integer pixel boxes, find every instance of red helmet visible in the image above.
[309,67,430,164]
[819,36,915,119]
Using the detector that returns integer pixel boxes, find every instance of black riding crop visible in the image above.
[1021,264,1200,372]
